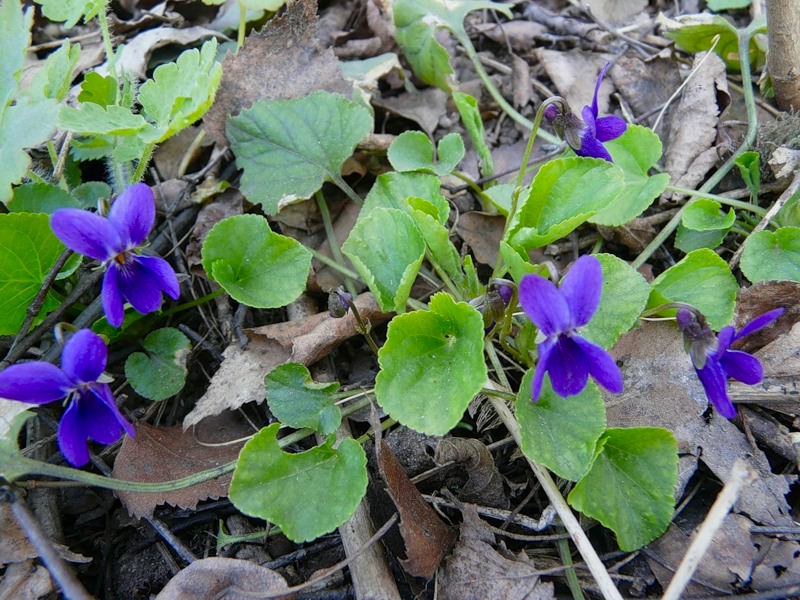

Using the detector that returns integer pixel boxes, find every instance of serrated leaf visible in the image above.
[0,0,32,109]
[499,241,538,284]
[72,181,112,208]
[265,363,341,435]
[590,125,670,226]
[342,208,425,313]
[0,213,66,335]
[362,171,449,223]
[387,131,465,176]
[7,182,80,214]
[649,248,737,330]
[568,427,678,551]
[20,41,80,102]
[375,293,487,435]
[138,39,222,144]
[125,328,191,401]
[228,91,372,214]
[453,91,494,181]
[229,423,368,543]
[406,197,463,284]
[740,227,800,283]
[517,375,605,481]
[581,253,649,349]
[394,0,511,91]
[681,199,735,231]
[78,72,118,107]
[674,224,728,253]
[58,103,149,135]
[201,214,311,308]
[508,157,624,250]
[33,0,104,28]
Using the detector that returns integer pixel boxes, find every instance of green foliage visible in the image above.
[33,0,104,28]
[499,241,539,284]
[649,248,737,330]
[735,151,760,198]
[265,363,341,435]
[453,91,494,181]
[568,427,678,551]
[124,329,191,401]
[227,91,372,214]
[78,72,118,107]
[590,125,670,226]
[740,227,800,283]
[375,293,487,435]
[362,172,449,222]
[675,199,735,253]
[517,376,606,481]
[342,208,426,313]
[201,215,311,308]
[707,0,751,10]
[484,183,514,216]
[387,131,465,176]
[7,182,80,214]
[405,197,463,285]
[59,103,150,135]
[229,423,368,543]
[508,157,624,249]
[0,213,66,335]
[20,41,80,102]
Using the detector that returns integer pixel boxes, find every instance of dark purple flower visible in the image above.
[328,288,353,318]
[543,63,627,162]
[519,255,623,401]
[677,307,784,419]
[51,183,179,327]
[0,329,134,467]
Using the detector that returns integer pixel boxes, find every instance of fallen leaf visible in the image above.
[610,57,681,133]
[511,55,532,109]
[433,438,508,509]
[0,560,54,599]
[473,21,547,52]
[584,0,647,23]
[183,293,388,428]
[456,212,505,266]
[535,49,614,115]
[203,0,352,146]
[113,416,250,519]
[732,281,800,352]
[155,557,292,600]
[0,503,90,566]
[372,87,448,135]
[751,535,800,590]
[438,504,554,600]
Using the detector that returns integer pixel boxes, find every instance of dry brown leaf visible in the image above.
[153,125,215,181]
[183,293,388,428]
[606,321,794,527]
[0,504,90,566]
[584,0,647,23]
[751,535,800,590]
[610,56,681,139]
[203,0,352,146]
[433,438,508,509]
[535,49,614,115]
[438,504,554,600]
[372,86,448,135]
[456,212,505,266]
[155,557,292,600]
[376,439,455,578]
[511,55,532,109]
[112,416,250,519]
[184,188,243,276]
[0,560,54,600]
[733,281,800,352]
[473,21,547,52]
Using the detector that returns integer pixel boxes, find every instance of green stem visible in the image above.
[97,1,118,86]
[332,175,363,206]
[316,191,358,299]
[159,288,226,318]
[237,0,247,50]
[451,171,495,210]
[632,25,760,270]
[481,386,516,402]
[426,250,461,300]
[132,142,157,184]
[665,185,768,216]
[308,247,362,282]
[558,533,586,600]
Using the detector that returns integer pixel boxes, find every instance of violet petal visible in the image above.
[136,255,180,300]
[546,336,590,397]
[531,339,556,402]
[102,266,125,327]
[108,183,155,249]
[734,308,784,341]
[61,329,107,384]
[581,105,597,134]
[573,335,623,393]
[51,209,121,261]
[117,257,175,315]
[590,62,611,118]
[576,134,613,162]
[518,274,571,336]
[696,360,736,419]
[0,362,71,404]
[721,350,763,385]
[559,255,602,328]
[82,385,132,443]
[594,115,627,142]
[57,400,90,467]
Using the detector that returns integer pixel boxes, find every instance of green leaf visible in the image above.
[590,125,670,226]
[240,0,287,10]
[707,0,751,11]
[78,72,118,107]
[453,91,494,181]
[375,292,487,435]
[682,199,736,231]
[0,409,37,483]
[342,208,426,313]
[387,131,465,176]
[20,41,80,102]
[675,225,728,253]
[517,375,606,481]
[740,227,800,283]
[484,183,515,216]
[362,172,448,223]
[568,427,678,551]
[581,253,650,349]
[228,91,372,214]
[657,12,765,71]
[7,182,80,213]
[735,151,760,197]
[406,197,463,284]
[0,0,32,109]
[229,423,368,543]
[138,39,223,144]
[499,241,538,284]
[58,103,150,135]
[72,181,112,209]
[509,157,624,250]
[33,0,104,28]
[393,0,511,91]
[650,248,737,330]
[0,213,66,335]
[265,363,341,435]
[124,328,191,401]
[201,214,311,308]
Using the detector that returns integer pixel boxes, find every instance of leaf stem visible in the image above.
[664,185,769,216]
[237,0,247,50]
[158,288,227,317]
[97,1,118,87]
[332,175,363,206]
[451,171,495,210]
[308,247,362,282]
[132,142,157,184]
[315,191,359,300]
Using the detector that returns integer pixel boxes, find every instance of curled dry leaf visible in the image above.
[376,439,456,578]
[203,0,352,146]
[112,416,251,519]
[0,503,90,566]
[372,87,449,136]
[456,212,506,266]
[438,504,554,600]
[535,49,614,114]
[155,557,292,600]
[433,438,509,509]
[183,293,389,428]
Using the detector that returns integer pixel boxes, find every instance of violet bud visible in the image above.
[328,288,353,318]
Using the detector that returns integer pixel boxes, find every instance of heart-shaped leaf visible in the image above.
[125,328,191,401]
[265,363,341,435]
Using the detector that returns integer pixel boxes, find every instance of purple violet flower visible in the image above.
[677,307,784,419]
[519,255,623,401]
[51,183,179,327]
[543,63,627,163]
[0,329,134,467]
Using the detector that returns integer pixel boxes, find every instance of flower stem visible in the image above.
[159,288,226,317]
[97,1,118,88]
[237,0,247,50]
[132,142,157,184]
[664,185,769,216]
[451,171,495,210]
[316,191,359,300]
[308,247,362,282]
[332,175,363,206]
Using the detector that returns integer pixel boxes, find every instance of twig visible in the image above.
[422,494,557,532]
[146,516,198,564]
[662,460,756,600]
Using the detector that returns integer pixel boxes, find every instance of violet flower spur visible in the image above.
[519,255,623,401]
[0,329,134,467]
[51,183,179,327]
[677,307,784,419]
[543,63,627,162]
